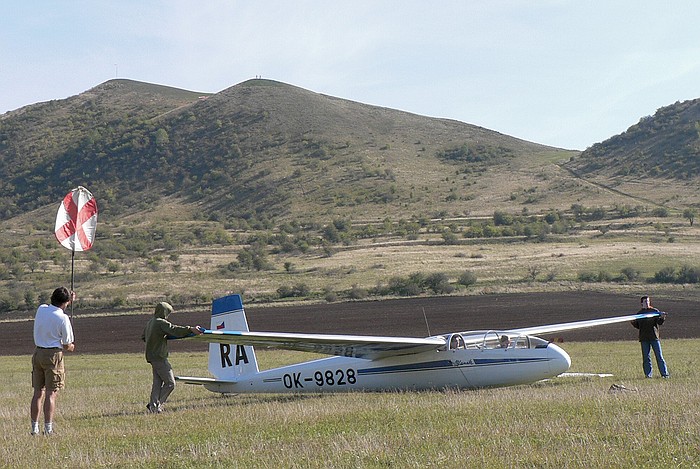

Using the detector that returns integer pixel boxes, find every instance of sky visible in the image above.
[2,1,700,150]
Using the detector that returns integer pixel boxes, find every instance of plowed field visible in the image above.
[3,292,697,356]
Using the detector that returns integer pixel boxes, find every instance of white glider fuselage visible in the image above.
[199,343,570,393]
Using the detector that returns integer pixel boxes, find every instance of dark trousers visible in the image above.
[149,358,175,406]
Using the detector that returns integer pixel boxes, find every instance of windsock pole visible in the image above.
[70,249,75,319]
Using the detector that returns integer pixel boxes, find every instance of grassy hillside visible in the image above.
[567,98,700,179]
[3,78,698,225]
[562,98,700,211]
[1,79,700,311]
[1,78,578,222]
[0,79,209,217]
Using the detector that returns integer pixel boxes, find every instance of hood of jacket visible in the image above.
[154,302,173,319]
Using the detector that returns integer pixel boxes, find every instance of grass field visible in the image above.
[1,340,698,468]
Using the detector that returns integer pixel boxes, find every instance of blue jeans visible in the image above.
[640,340,669,377]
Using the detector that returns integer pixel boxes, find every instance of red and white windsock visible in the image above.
[54,186,99,252]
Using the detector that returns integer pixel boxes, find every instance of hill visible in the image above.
[0,79,209,218]
[559,98,700,211]
[3,79,700,226]
[2,79,700,311]
[0,78,578,223]
[566,98,700,179]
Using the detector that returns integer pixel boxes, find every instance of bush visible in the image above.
[442,231,458,245]
[277,283,310,298]
[525,265,541,282]
[111,296,127,307]
[324,291,338,303]
[493,210,514,226]
[376,271,460,297]
[650,265,700,284]
[620,267,641,281]
[237,245,271,271]
[578,271,599,282]
[386,276,423,296]
[578,270,613,282]
[24,290,36,309]
[651,207,669,217]
[458,271,477,287]
[0,294,20,312]
[347,284,368,300]
[653,266,676,283]
[677,265,700,284]
[425,272,454,294]
[597,270,613,282]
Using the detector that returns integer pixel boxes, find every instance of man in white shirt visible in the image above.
[30,287,75,436]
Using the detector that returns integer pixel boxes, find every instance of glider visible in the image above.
[176,294,659,393]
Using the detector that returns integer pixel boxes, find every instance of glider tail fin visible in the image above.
[208,294,259,380]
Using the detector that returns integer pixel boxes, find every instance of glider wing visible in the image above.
[186,330,446,359]
[503,312,662,337]
[183,312,660,358]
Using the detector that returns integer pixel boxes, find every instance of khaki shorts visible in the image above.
[32,348,65,390]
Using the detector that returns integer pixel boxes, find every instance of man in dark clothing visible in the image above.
[631,296,669,378]
[141,302,203,413]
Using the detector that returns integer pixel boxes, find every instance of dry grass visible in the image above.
[3,200,700,310]
[1,340,699,467]
[32,221,700,307]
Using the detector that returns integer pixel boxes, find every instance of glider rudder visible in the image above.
[208,294,260,380]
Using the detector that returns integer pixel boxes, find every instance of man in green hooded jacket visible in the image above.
[141,302,203,413]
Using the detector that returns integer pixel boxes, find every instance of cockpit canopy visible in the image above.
[444,331,550,351]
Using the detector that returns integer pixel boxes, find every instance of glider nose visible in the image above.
[548,343,571,375]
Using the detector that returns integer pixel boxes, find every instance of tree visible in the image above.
[683,208,697,226]
[154,128,170,147]
[493,210,514,226]
[442,230,458,245]
[237,244,270,271]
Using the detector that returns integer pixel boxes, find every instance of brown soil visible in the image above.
[3,292,697,357]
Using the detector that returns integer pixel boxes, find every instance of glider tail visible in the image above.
[208,294,259,380]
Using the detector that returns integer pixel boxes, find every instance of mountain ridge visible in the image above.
[0,78,571,223]
[1,78,698,226]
